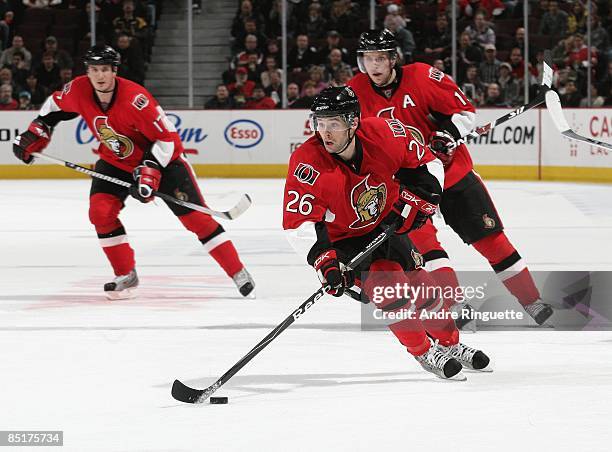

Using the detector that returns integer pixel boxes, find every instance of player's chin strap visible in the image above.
[331,128,357,157]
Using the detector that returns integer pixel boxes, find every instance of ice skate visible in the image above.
[104,269,138,300]
[232,268,255,298]
[524,301,553,325]
[438,342,492,372]
[414,339,466,381]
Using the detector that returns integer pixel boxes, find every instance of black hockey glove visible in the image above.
[313,249,355,297]
[383,185,440,233]
[429,131,457,167]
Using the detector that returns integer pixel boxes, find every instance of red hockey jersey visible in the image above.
[40,75,183,172]
[347,63,476,188]
[283,117,442,251]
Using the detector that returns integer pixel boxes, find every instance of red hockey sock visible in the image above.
[208,240,244,277]
[102,243,135,276]
[472,232,540,306]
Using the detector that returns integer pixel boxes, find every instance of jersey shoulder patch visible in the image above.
[293,162,320,186]
[131,93,150,110]
[428,66,444,82]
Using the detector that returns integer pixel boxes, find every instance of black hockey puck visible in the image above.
[209,396,228,404]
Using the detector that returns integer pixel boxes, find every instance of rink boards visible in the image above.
[0,107,611,182]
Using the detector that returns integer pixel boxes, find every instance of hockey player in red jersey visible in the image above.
[12,46,255,299]
[283,86,491,380]
[347,30,553,325]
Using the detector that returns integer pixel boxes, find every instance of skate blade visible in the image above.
[243,289,256,300]
[437,370,467,381]
[464,364,494,373]
[105,288,137,300]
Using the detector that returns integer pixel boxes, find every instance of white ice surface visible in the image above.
[1,179,612,452]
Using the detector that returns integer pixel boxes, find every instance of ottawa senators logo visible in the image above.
[483,214,496,229]
[376,107,426,145]
[94,116,134,159]
[349,175,387,229]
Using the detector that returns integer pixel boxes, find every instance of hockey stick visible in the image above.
[544,89,612,151]
[171,222,397,404]
[449,57,554,150]
[32,153,252,220]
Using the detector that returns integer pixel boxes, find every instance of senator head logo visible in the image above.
[349,175,387,229]
[94,116,134,159]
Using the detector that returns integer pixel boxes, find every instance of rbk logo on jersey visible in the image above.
[294,162,320,186]
[349,175,387,229]
[94,116,134,159]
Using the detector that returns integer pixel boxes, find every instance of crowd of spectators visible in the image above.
[207,0,611,109]
[0,0,156,110]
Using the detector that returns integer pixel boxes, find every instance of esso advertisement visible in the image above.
[224,119,264,149]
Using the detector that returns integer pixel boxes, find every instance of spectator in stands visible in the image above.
[264,38,281,64]
[113,0,149,54]
[34,52,60,91]
[463,10,496,49]
[231,0,263,40]
[205,84,237,109]
[511,27,535,63]
[330,67,351,87]
[598,61,612,102]
[457,31,483,82]
[234,18,266,53]
[40,36,74,70]
[265,71,282,105]
[560,79,581,107]
[385,15,415,62]
[260,55,282,88]
[323,48,352,83]
[460,64,485,105]
[18,90,33,110]
[228,66,255,106]
[567,1,587,35]
[304,65,327,95]
[290,80,317,108]
[508,47,536,82]
[460,0,505,19]
[317,30,350,66]
[288,34,317,73]
[285,82,300,107]
[479,43,501,85]
[539,0,568,39]
[568,34,597,71]
[266,0,294,39]
[297,2,327,40]
[0,82,16,110]
[425,15,452,60]
[589,15,610,55]
[23,0,61,7]
[50,67,72,92]
[231,34,263,71]
[116,32,145,84]
[551,36,573,69]
[9,51,29,88]
[245,51,262,81]
[24,72,46,107]
[245,84,276,109]
[0,66,19,96]
[0,36,32,70]
[579,84,605,107]
[384,4,407,29]
[327,0,357,38]
[433,59,446,73]
[0,7,9,51]
[482,82,509,106]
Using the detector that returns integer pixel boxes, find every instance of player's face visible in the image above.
[87,64,116,93]
[314,116,355,154]
[362,51,395,86]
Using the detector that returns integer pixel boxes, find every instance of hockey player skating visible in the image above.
[12,46,255,299]
[347,30,552,325]
[283,86,491,380]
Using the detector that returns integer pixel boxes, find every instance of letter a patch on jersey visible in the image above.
[294,162,320,186]
[94,116,135,159]
[349,175,387,229]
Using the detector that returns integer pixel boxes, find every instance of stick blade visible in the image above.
[545,90,571,132]
[171,379,206,404]
[224,194,252,220]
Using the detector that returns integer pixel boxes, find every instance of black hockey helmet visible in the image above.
[310,86,360,131]
[84,45,120,68]
[356,29,398,73]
